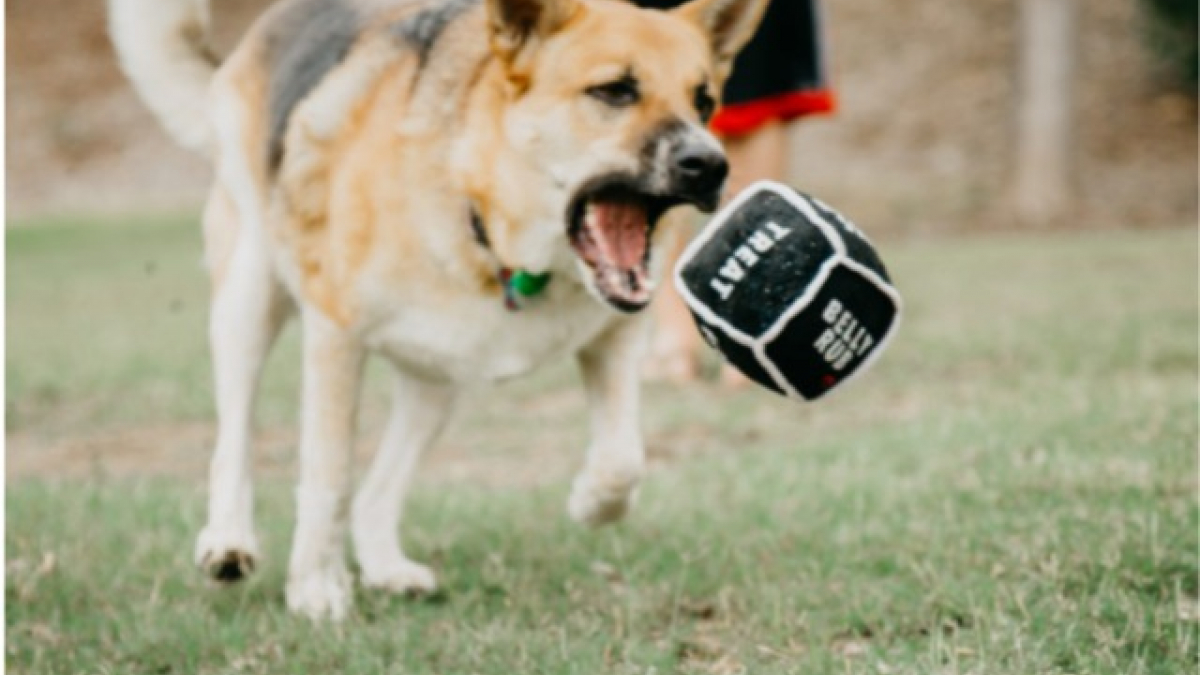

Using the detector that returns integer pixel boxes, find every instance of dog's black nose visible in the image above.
[671,144,728,212]
[672,145,729,194]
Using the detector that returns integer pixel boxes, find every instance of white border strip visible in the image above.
[758,259,903,401]
[672,181,845,350]
[672,182,770,348]
[818,258,904,397]
[751,253,842,397]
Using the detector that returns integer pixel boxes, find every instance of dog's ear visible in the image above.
[674,0,770,78]
[487,0,580,66]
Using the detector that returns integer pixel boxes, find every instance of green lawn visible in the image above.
[6,218,1198,674]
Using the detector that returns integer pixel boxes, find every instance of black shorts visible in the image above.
[636,0,836,136]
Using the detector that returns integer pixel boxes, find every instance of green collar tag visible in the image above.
[510,270,551,296]
[469,206,551,310]
[502,270,552,310]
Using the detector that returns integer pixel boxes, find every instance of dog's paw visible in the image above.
[360,557,438,596]
[195,526,259,583]
[286,565,353,621]
[568,470,641,527]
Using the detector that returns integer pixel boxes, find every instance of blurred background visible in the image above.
[6,0,1198,229]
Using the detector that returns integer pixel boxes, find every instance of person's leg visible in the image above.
[723,120,789,195]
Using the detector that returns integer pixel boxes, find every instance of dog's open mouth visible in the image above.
[568,180,683,313]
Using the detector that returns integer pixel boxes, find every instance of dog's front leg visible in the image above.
[286,310,365,621]
[569,316,650,527]
[352,372,457,595]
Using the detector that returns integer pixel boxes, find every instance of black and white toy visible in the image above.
[674,181,901,401]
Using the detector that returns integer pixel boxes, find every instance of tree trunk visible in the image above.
[1013,0,1077,226]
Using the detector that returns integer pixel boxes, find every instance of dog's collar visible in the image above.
[469,207,552,311]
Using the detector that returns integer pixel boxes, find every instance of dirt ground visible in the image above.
[5,421,570,486]
[6,0,1197,230]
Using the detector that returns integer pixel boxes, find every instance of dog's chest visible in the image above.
[359,279,615,382]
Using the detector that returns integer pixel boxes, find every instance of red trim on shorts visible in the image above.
[711,89,838,138]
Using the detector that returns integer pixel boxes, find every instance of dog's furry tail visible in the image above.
[108,0,218,156]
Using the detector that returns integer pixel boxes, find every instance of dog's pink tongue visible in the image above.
[587,201,648,270]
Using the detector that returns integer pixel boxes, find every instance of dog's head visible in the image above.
[484,0,769,312]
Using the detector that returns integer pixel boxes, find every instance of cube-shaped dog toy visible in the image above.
[674,181,901,401]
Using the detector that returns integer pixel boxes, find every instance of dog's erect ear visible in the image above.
[487,0,580,65]
[674,0,770,77]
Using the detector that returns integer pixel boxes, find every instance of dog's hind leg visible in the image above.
[285,310,365,620]
[195,188,292,583]
[352,372,457,595]
[569,316,651,527]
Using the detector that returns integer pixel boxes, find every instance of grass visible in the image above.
[6,217,1198,674]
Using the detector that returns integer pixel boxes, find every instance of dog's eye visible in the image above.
[587,77,640,108]
[694,86,716,123]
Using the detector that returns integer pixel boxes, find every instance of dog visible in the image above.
[109,0,768,619]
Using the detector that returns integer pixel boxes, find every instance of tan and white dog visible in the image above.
[109,0,767,619]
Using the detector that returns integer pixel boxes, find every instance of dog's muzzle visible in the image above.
[565,135,730,313]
